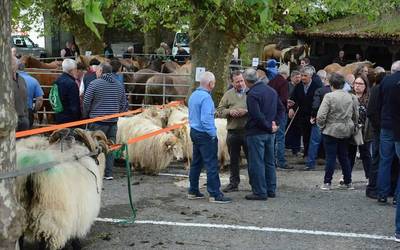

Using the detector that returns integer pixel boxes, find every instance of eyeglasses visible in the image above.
[353,81,365,85]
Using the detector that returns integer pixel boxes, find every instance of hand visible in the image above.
[288,109,295,119]
[236,108,248,117]
[272,121,279,133]
[287,100,295,108]
[229,109,239,117]
[310,117,316,124]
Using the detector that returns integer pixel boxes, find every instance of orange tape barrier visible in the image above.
[110,121,188,151]
[16,101,184,139]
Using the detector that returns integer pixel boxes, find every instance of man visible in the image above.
[269,62,290,170]
[103,41,114,59]
[377,61,400,203]
[83,63,129,180]
[289,66,320,158]
[188,71,231,203]
[17,63,44,128]
[244,68,284,200]
[54,59,81,124]
[83,58,101,93]
[343,74,355,92]
[256,65,269,84]
[300,57,310,67]
[304,70,331,171]
[216,70,248,193]
[286,70,302,156]
[61,41,73,58]
[123,46,134,59]
[392,74,400,242]
[333,50,346,66]
[110,58,124,85]
[12,56,29,131]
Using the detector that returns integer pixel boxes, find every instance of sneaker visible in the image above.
[222,184,239,193]
[187,191,205,200]
[339,183,355,190]
[277,164,294,170]
[209,195,232,204]
[245,194,267,200]
[395,233,400,242]
[377,197,387,204]
[104,176,114,180]
[303,166,315,171]
[320,183,331,190]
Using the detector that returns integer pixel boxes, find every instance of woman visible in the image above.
[348,74,372,180]
[317,73,359,190]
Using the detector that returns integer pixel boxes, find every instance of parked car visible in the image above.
[11,35,47,58]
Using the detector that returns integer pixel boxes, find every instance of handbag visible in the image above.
[351,124,364,146]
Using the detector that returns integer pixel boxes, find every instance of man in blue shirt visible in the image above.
[18,63,44,128]
[188,71,231,204]
[244,68,284,200]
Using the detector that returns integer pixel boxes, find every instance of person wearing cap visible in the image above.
[256,64,269,84]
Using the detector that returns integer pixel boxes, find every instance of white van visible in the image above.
[172,32,190,56]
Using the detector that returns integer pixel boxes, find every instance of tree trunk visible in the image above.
[143,27,161,54]
[190,25,235,103]
[0,0,25,249]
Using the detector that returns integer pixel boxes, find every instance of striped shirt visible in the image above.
[83,73,128,123]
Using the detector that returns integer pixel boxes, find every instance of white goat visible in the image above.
[16,129,108,250]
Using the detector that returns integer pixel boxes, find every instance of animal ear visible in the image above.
[165,135,177,149]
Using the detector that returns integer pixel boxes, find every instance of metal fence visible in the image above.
[25,70,192,123]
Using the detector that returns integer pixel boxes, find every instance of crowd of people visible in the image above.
[187,58,400,240]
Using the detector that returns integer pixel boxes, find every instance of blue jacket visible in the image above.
[380,71,400,130]
[188,87,217,137]
[246,81,284,135]
[55,72,81,124]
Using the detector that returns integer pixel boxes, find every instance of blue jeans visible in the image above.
[377,129,397,198]
[323,135,352,184]
[247,133,276,197]
[189,129,222,198]
[395,142,400,234]
[306,124,322,168]
[89,122,117,177]
[275,113,287,167]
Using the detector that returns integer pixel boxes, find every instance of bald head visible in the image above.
[199,71,216,91]
[391,61,400,74]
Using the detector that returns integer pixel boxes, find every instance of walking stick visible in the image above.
[285,107,299,136]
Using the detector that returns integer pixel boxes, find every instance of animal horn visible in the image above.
[73,128,97,152]
[49,128,72,144]
[91,130,110,154]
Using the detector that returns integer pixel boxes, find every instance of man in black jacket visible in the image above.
[377,61,400,203]
[244,68,284,200]
[289,66,321,158]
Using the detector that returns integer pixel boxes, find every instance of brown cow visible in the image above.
[324,61,375,76]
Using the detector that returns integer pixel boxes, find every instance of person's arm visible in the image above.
[278,78,289,109]
[275,98,285,127]
[247,94,272,132]
[311,88,322,118]
[215,92,231,118]
[367,86,380,130]
[351,95,360,127]
[33,81,44,111]
[316,94,330,129]
[119,85,129,112]
[200,97,217,137]
[82,81,95,118]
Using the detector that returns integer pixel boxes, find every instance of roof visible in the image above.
[295,12,400,41]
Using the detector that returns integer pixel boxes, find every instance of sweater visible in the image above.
[54,72,81,124]
[268,74,289,111]
[246,81,284,136]
[216,88,247,130]
[188,87,217,137]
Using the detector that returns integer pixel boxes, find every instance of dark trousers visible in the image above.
[285,120,301,154]
[367,133,380,194]
[300,120,312,157]
[348,142,372,179]
[17,116,29,132]
[189,129,222,198]
[89,122,117,177]
[323,135,352,184]
[226,130,248,186]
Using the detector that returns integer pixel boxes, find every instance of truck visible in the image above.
[11,35,47,58]
[171,32,190,57]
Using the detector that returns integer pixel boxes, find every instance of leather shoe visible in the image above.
[245,194,267,200]
[222,184,238,193]
[267,192,276,198]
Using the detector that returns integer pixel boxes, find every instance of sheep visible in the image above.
[166,105,230,169]
[16,128,109,250]
[116,115,178,174]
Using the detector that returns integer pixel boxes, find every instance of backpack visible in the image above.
[49,82,63,113]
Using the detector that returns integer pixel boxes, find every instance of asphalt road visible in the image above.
[79,156,400,250]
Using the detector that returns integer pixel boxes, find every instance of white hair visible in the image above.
[391,61,400,74]
[278,64,289,76]
[243,68,258,84]
[374,66,385,74]
[317,70,327,79]
[199,71,215,87]
[62,59,77,73]
[301,67,314,76]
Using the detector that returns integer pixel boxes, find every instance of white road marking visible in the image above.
[95,218,395,241]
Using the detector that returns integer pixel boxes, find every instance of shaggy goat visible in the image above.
[16,128,109,250]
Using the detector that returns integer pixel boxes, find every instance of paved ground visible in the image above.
[77,155,400,250]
